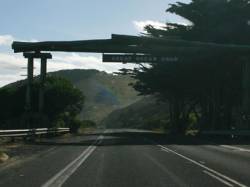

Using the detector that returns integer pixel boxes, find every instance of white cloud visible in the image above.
[0,53,23,68]
[0,74,24,87]
[0,52,25,86]
[0,34,138,87]
[50,53,136,73]
[0,35,15,46]
[0,34,38,47]
[133,20,166,33]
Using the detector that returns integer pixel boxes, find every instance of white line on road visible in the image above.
[161,148,169,152]
[203,170,234,187]
[41,135,103,187]
[220,145,250,152]
[158,145,247,187]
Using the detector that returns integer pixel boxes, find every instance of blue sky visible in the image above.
[0,0,190,86]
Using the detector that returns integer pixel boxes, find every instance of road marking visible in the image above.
[203,170,234,187]
[220,145,250,152]
[41,136,103,187]
[158,145,247,187]
[161,148,169,152]
[145,154,187,187]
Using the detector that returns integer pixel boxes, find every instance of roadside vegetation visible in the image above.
[0,76,85,131]
[119,0,250,134]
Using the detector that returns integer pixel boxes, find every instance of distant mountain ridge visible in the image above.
[101,96,169,130]
[50,69,141,124]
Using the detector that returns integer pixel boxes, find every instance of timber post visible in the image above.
[23,52,52,128]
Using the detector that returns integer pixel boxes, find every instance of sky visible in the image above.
[0,0,191,87]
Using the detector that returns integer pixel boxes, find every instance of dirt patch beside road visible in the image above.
[0,136,63,171]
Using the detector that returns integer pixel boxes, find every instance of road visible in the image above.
[0,129,250,187]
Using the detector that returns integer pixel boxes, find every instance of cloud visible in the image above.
[0,53,23,68]
[0,34,138,87]
[0,52,25,86]
[0,74,25,87]
[133,18,193,34]
[0,52,137,87]
[0,34,38,47]
[0,35,15,46]
[51,53,136,73]
[0,51,137,87]
[133,20,166,33]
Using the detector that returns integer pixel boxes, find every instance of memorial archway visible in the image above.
[12,34,250,127]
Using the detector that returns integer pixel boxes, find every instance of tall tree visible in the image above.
[125,0,250,133]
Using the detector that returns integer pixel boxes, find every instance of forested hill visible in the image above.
[101,96,169,130]
[50,69,140,124]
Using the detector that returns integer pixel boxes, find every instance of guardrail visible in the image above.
[201,130,250,138]
[0,128,70,138]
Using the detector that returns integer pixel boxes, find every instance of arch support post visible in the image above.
[23,52,52,116]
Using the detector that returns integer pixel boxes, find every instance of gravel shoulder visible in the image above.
[0,134,72,171]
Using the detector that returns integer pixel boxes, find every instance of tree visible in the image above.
[0,76,84,129]
[123,0,250,134]
[43,76,84,124]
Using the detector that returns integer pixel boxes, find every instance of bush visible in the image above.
[69,118,82,133]
[0,76,84,129]
[81,120,96,128]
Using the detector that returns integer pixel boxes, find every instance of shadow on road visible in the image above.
[28,130,250,147]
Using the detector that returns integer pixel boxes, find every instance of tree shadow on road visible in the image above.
[28,131,250,147]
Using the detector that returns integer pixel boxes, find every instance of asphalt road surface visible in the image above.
[1,129,250,187]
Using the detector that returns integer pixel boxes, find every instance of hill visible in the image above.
[49,69,140,124]
[101,96,170,130]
